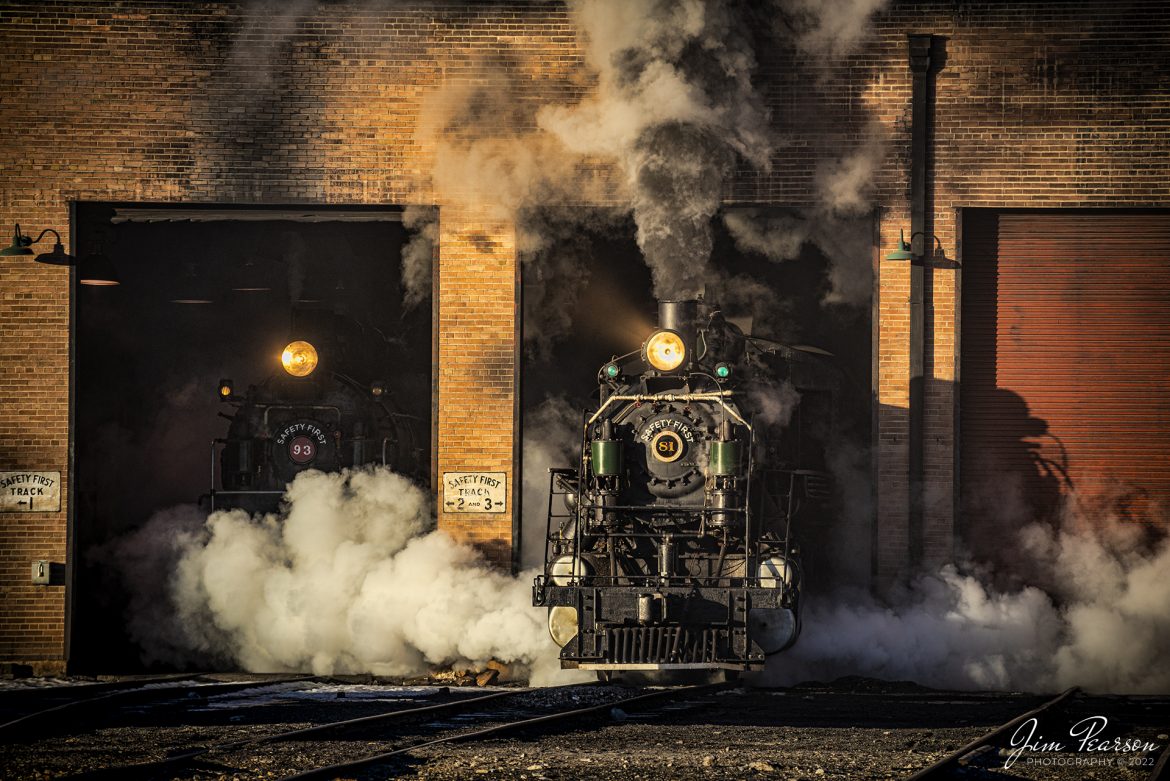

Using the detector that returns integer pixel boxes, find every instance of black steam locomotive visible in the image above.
[533,299,836,675]
[208,309,425,513]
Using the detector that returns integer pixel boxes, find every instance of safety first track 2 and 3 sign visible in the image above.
[442,472,507,513]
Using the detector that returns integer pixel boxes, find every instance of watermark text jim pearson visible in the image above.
[1006,716,1161,770]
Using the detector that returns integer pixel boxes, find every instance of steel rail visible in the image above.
[904,687,1080,780]
[62,684,579,781]
[1149,740,1170,781]
[0,676,201,738]
[282,681,731,781]
[0,673,194,704]
[0,675,314,741]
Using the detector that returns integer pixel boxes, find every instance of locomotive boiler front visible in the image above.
[535,299,818,674]
[211,337,421,513]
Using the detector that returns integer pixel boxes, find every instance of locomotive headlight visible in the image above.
[281,340,318,377]
[547,606,579,647]
[644,330,686,372]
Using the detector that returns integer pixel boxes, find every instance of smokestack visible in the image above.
[658,299,698,335]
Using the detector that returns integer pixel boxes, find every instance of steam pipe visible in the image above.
[586,391,749,428]
[907,34,937,568]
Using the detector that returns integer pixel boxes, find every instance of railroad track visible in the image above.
[284,680,729,781]
[280,681,729,781]
[906,687,1170,781]
[0,674,315,742]
[59,681,728,781]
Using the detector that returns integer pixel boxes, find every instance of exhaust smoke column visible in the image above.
[539,0,773,298]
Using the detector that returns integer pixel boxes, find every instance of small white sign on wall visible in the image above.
[442,472,507,513]
[0,472,62,512]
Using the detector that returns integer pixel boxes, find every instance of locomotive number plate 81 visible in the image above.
[651,430,685,462]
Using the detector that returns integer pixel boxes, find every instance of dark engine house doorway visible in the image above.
[70,203,433,673]
[518,208,873,590]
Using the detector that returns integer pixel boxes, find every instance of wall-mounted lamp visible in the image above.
[1,223,120,285]
[885,229,944,261]
[78,245,120,286]
[2,223,74,264]
[231,257,272,293]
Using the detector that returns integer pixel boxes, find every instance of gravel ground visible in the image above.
[1,677,1166,781]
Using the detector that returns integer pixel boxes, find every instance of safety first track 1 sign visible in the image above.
[442,472,507,513]
[1,472,62,512]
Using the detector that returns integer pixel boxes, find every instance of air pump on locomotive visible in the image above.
[533,299,834,674]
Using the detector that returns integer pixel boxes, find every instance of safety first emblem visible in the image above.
[640,417,696,463]
[275,422,328,465]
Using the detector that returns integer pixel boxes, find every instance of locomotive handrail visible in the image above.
[586,391,750,429]
[574,501,747,515]
[260,404,341,429]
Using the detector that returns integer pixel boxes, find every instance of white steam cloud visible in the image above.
[401,206,438,310]
[520,397,583,569]
[721,130,884,307]
[768,498,1170,694]
[111,468,576,685]
[779,0,890,59]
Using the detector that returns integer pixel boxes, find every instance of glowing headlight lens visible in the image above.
[281,340,319,377]
[548,606,579,647]
[644,330,686,372]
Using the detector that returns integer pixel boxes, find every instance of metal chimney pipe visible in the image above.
[658,299,698,337]
[657,299,698,367]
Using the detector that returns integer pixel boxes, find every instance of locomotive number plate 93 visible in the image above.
[288,435,317,464]
[650,430,685,462]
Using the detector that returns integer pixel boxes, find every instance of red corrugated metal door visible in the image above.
[961,210,1170,548]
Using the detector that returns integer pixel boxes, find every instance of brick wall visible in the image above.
[436,209,518,567]
[2,0,1169,664]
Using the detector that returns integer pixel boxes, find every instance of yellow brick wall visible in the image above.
[436,210,518,567]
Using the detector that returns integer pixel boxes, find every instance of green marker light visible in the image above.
[715,363,731,379]
[605,363,620,378]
